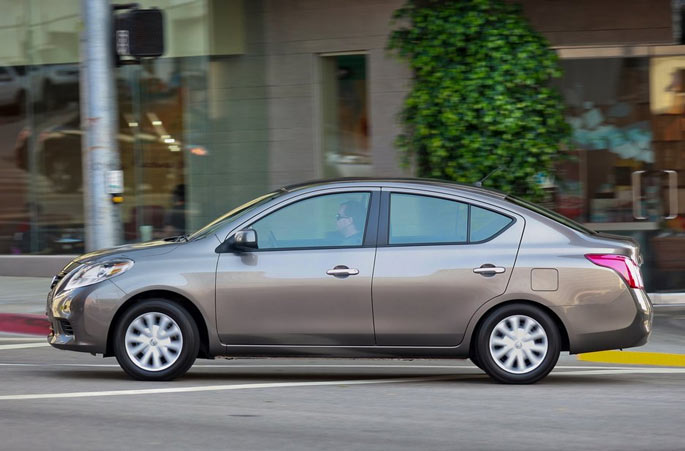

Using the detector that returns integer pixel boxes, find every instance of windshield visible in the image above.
[506,195,597,235]
[189,190,283,241]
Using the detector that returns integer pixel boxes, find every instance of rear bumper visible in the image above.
[568,289,653,354]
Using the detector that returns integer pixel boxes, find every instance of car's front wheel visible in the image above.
[113,299,199,381]
[475,303,560,384]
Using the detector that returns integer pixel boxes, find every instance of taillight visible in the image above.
[586,254,644,289]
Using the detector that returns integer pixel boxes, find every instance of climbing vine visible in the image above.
[388,0,570,200]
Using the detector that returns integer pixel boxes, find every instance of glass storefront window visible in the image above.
[555,56,685,292]
[118,59,190,242]
[0,64,32,254]
[0,0,217,253]
[320,54,371,178]
[0,62,85,255]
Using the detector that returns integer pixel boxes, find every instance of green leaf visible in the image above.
[387,0,570,201]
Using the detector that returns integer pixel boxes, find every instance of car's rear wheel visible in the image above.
[113,299,199,381]
[470,350,484,371]
[475,303,560,384]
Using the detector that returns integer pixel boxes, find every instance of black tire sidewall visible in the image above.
[113,299,199,381]
[476,303,561,384]
[470,349,485,371]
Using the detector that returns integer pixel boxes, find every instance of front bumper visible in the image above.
[47,280,127,354]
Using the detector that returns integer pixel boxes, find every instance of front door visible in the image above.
[372,190,524,346]
[215,189,379,345]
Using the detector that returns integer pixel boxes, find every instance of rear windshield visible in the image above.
[506,195,596,235]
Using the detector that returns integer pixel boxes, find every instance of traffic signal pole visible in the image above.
[80,0,123,251]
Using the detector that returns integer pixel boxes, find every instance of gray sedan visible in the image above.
[47,179,652,384]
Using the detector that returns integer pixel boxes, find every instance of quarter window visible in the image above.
[470,205,513,242]
[251,192,371,250]
[389,193,468,245]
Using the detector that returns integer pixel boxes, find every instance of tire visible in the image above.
[113,299,199,381]
[475,303,560,384]
[470,350,485,371]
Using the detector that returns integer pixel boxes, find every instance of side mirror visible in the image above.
[215,229,258,253]
[233,229,257,250]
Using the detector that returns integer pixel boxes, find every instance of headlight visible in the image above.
[62,259,134,291]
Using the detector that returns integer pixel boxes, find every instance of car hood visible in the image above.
[74,239,180,265]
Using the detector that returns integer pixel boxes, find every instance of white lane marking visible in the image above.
[0,338,46,342]
[0,365,682,401]
[0,343,49,350]
[0,375,464,401]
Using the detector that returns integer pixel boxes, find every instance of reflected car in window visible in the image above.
[0,66,26,114]
[46,179,653,384]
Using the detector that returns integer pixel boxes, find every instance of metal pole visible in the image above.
[80,0,122,251]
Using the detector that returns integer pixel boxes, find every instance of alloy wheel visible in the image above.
[488,314,548,374]
[124,312,184,372]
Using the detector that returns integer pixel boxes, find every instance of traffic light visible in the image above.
[113,5,164,63]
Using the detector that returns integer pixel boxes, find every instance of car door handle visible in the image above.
[473,266,505,275]
[326,266,359,277]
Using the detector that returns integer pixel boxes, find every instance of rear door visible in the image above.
[371,189,525,346]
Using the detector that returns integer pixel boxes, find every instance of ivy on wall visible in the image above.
[388,0,570,200]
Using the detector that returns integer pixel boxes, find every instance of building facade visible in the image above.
[0,0,684,298]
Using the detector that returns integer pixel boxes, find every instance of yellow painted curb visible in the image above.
[578,351,685,367]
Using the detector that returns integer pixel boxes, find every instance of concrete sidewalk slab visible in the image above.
[0,277,51,314]
[0,255,74,277]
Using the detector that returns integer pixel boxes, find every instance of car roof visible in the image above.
[281,177,508,199]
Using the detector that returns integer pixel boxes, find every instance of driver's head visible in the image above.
[336,200,365,237]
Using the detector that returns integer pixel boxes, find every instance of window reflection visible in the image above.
[1,56,195,253]
[556,58,652,223]
[0,65,30,254]
[118,59,188,242]
[556,56,685,292]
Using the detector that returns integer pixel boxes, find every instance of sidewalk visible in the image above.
[0,276,51,337]
[0,277,51,314]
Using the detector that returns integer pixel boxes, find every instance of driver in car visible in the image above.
[336,200,365,246]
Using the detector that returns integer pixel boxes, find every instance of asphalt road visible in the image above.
[0,308,684,451]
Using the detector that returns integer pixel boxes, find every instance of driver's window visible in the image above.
[251,192,371,250]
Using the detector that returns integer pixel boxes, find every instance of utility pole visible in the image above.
[80,0,122,251]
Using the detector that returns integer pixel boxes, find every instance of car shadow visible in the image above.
[34,367,640,386]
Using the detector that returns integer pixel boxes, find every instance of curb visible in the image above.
[0,314,50,336]
[578,351,685,367]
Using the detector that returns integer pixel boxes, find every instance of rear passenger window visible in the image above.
[389,194,468,244]
[470,206,512,242]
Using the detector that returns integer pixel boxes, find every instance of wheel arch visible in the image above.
[105,289,210,359]
[468,299,570,359]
